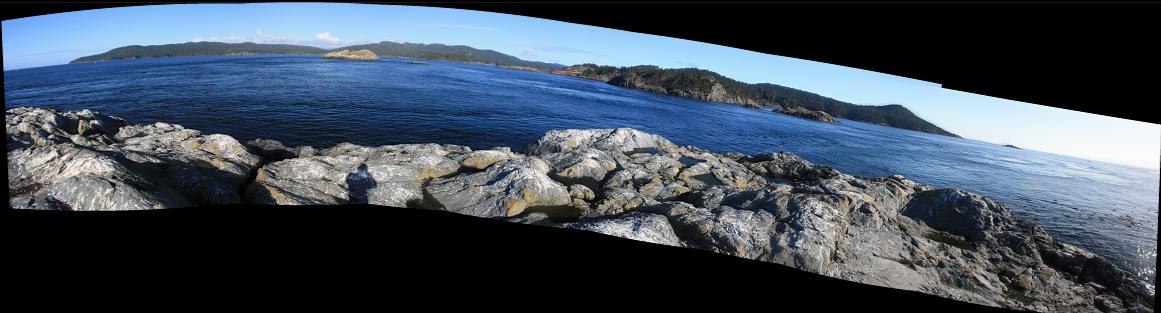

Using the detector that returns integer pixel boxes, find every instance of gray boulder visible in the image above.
[587,187,660,218]
[245,143,462,207]
[244,138,311,162]
[114,123,264,204]
[538,148,618,188]
[425,158,571,218]
[674,149,768,191]
[902,188,1012,242]
[460,149,520,170]
[568,184,596,201]
[744,151,839,182]
[640,201,778,259]
[6,107,262,208]
[6,107,127,151]
[8,143,192,210]
[564,211,682,247]
[526,128,678,155]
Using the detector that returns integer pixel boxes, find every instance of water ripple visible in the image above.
[5,55,1157,289]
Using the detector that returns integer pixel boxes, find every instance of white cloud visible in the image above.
[315,32,341,44]
[256,28,282,42]
[190,28,364,47]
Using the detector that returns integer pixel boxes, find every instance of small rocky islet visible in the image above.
[322,49,380,61]
[5,107,1154,313]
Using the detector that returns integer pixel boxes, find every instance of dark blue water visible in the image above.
[5,55,1157,291]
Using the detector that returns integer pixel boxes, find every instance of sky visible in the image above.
[3,3,1159,169]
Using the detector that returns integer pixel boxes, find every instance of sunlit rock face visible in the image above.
[7,107,262,209]
[245,142,465,208]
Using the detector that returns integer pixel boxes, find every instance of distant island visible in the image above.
[70,41,958,137]
[1003,144,1021,149]
[69,42,326,63]
[335,41,564,70]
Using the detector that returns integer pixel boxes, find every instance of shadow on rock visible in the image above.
[346,163,378,204]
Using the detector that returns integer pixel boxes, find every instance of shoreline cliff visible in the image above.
[6,107,1152,313]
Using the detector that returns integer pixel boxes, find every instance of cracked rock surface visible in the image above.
[6,108,1153,313]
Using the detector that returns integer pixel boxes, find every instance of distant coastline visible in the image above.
[70,41,958,137]
[68,42,327,64]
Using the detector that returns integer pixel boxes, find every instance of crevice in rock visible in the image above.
[925,231,974,250]
[237,159,266,201]
[9,182,45,199]
[548,173,600,190]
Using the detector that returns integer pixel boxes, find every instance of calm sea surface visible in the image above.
[5,55,1157,291]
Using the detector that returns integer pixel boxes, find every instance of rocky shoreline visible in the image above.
[6,107,1153,313]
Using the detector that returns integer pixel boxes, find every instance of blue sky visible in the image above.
[3,3,1159,169]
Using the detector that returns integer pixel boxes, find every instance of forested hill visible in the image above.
[69,42,326,63]
[67,41,954,137]
[333,41,564,70]
[551,64,959,137]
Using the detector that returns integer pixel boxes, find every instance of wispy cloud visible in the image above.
[427,23,500,31]
[257,28,281,41]
[525,44,604,56]
[521,49,539,58]
[191,28,369,47]
[315,32,341,44]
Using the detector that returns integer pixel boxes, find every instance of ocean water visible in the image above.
[5,55,1157,290]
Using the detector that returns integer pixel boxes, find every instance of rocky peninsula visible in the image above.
[746,104,838,123]
[778,105,838,123]
[322,49,380,61]
[551,64,959,137]
[6,107,1153,313]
